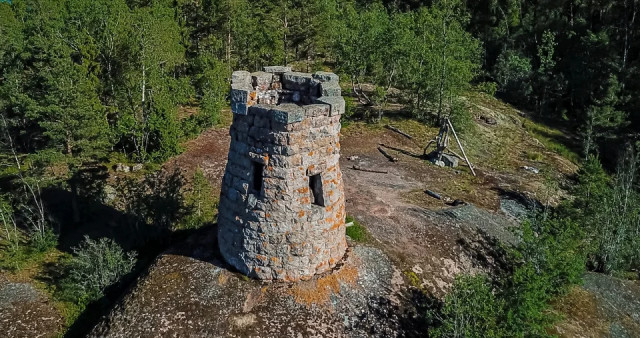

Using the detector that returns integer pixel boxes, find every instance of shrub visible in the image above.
[180,168,218,230]
[59,236,137,306]
[477,82,498,96]
[430,215,586,337]
[343,96,356,120]
[431,274,503,338]
[30,227,58,253]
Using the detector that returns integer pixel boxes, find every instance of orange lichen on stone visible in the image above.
[330,221,342,231]
[286,264,359,307]
[217,271,229,285]
[256,254,268,262]
[299,197,310,204]
[298,210,305,218]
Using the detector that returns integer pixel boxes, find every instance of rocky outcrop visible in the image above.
[89,227,417,337]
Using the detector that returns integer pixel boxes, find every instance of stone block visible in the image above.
[231,102,248,115]
[307,161,327,176]
[248,152,269,165]
[312,71,339,82]
[309,79,321,97]
[252,71,273,91]
[247,104,273,116]
[304,104,330,117]
[282,72,313,91]
[263,66,292,74]
[319,81,341,97]
[315,96,345,116]
[441,154,459,168]
[232,70,252,86]
[271,103,305,124]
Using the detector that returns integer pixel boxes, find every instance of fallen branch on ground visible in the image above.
[352,165,388,174]
[385,125,413,139]
[425,190,442,200]
[378,146,398,162]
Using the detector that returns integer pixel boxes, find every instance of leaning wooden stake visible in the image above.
[447,119,476,176]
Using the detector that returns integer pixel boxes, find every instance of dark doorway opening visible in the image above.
[309,174,325,206]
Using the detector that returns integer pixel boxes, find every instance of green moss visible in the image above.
[345,216,368,242]
[403,270,423,289]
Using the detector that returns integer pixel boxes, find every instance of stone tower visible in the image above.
[218,66,347,282]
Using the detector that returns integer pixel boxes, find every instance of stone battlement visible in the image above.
[230,67,345,123]
[218,67,347,282]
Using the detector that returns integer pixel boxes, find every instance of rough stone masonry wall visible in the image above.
[218,66,347,282]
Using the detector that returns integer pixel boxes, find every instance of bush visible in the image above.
[431,275,503,338]
[567,153,640,273]
[59,236,137,306]
[343,96,356,120]
[477,82,498,96]
[30,227,58,253]
[180,168,218,230]
[430,215,586,337]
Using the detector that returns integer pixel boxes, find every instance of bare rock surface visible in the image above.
[554,272,640,338]
[90,227,421,337]
[0,275,63,338]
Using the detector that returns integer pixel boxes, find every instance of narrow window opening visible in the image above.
[252,162,264,193]
[309,174,325,206]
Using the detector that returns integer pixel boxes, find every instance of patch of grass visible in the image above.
[345,215,369,242]
[526,151,544,162]
[523,120,580,163]
[379,117,439,145]
[612,270,639,281]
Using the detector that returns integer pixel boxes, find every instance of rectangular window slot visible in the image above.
[252,162,264,193]
[309,174,325,207]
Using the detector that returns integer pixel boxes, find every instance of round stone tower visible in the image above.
[218,66,347,282]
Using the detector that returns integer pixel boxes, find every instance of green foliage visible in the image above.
[448,100,474,134]
[431,274,503,338]
[30,227,58,253]
[431,214,586,337]
[501,216,586,336]
[59,236,136,306]
[180,168,218,230]
[566,152,640,273]
[477,82,497,96]
[345,215,368,242]
[495,50,532,104]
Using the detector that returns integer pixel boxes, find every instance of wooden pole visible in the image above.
[447,119,477,176]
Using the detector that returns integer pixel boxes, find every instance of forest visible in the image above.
[1,0,640,336]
